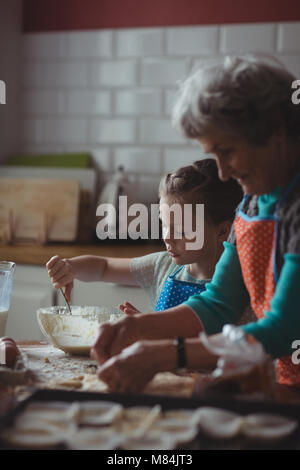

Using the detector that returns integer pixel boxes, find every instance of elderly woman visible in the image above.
[91,54,300,392]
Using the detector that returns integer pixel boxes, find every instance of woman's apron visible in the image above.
[234,173,300,386]
[156,265,206,311]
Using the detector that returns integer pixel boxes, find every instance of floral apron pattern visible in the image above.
[156,265,206,311]
[235,173,300,386]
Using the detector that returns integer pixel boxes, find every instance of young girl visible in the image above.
[46,159,243,314]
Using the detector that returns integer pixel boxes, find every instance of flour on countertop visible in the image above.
[17,344,196,397]
[19,344,98,385]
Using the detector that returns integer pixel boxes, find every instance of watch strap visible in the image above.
[175,336,187,369]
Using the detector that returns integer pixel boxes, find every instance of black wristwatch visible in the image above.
[175,336,187,371]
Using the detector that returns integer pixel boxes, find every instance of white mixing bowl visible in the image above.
[37,306,124,355]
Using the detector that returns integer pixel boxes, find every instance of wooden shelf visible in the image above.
[0,242,165,266]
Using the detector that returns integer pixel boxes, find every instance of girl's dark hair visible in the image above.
[159,158,243,224]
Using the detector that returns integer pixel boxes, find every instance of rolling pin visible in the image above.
[0,337,19,368]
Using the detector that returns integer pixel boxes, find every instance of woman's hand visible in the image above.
[95,333,219,392]
[119,301,141,315]
[97,340,176,393]
[91,305,205,365]
[91,315,145,365]
[46,255,74,302]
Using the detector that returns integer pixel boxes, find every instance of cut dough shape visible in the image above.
[78,401,123,426]
[65,402,81,424]
[11,414,70,433]
[0,427,64,449]
[121,431,174,450]
[126,405,161,439]
[10,401,76,433]
[151,424,198,447]
[197,407,244,439]
[242,413,298,442]
[117,406,162,435]
[163,408,201,426]
[123,406,157,423]
[122,405,197,448]
[81,374,108,392]
[153,417,195,432]
[150,410,199,447]
[45,376,85,390]
[66,428,123,450]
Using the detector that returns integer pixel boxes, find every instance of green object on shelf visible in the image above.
[7,153,90,168]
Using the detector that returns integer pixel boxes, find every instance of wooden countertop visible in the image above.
[8,342,300,407]
[0,242,165,266]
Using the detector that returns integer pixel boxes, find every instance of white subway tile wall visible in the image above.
[114,147,161,173]
[66,90,111,115]
[20,22,300,202]
[42,117,88,144]
[220,23,276,53]
[116,29,164,57]
[115,89,162,115]
[89,118,136,143]
[277,22,300,52]
[91,60,137,87]
[166,26,219,55]
[140,59,188,86]
[65,31,113,58]
[163,147,210,173]
[139,118,184,144]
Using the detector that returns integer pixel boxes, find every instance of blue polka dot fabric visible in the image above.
[155,266,206,311]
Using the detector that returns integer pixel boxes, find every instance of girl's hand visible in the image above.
[119,301,141,315]
[97,340,175,393]
[46,255,74,302]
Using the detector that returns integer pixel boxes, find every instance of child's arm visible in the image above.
[46,255,138,300]
[69,255,138,285]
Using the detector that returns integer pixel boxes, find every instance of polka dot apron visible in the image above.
[235,175,300,387]
[155,265,206,311]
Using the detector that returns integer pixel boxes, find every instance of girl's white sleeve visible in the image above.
[130,251,172,310]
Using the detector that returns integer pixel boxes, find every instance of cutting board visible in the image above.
[0,166,97,192]
[0,167,98,243]
[0,178,80,244]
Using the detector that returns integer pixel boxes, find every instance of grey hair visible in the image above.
[172,54,300,145]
